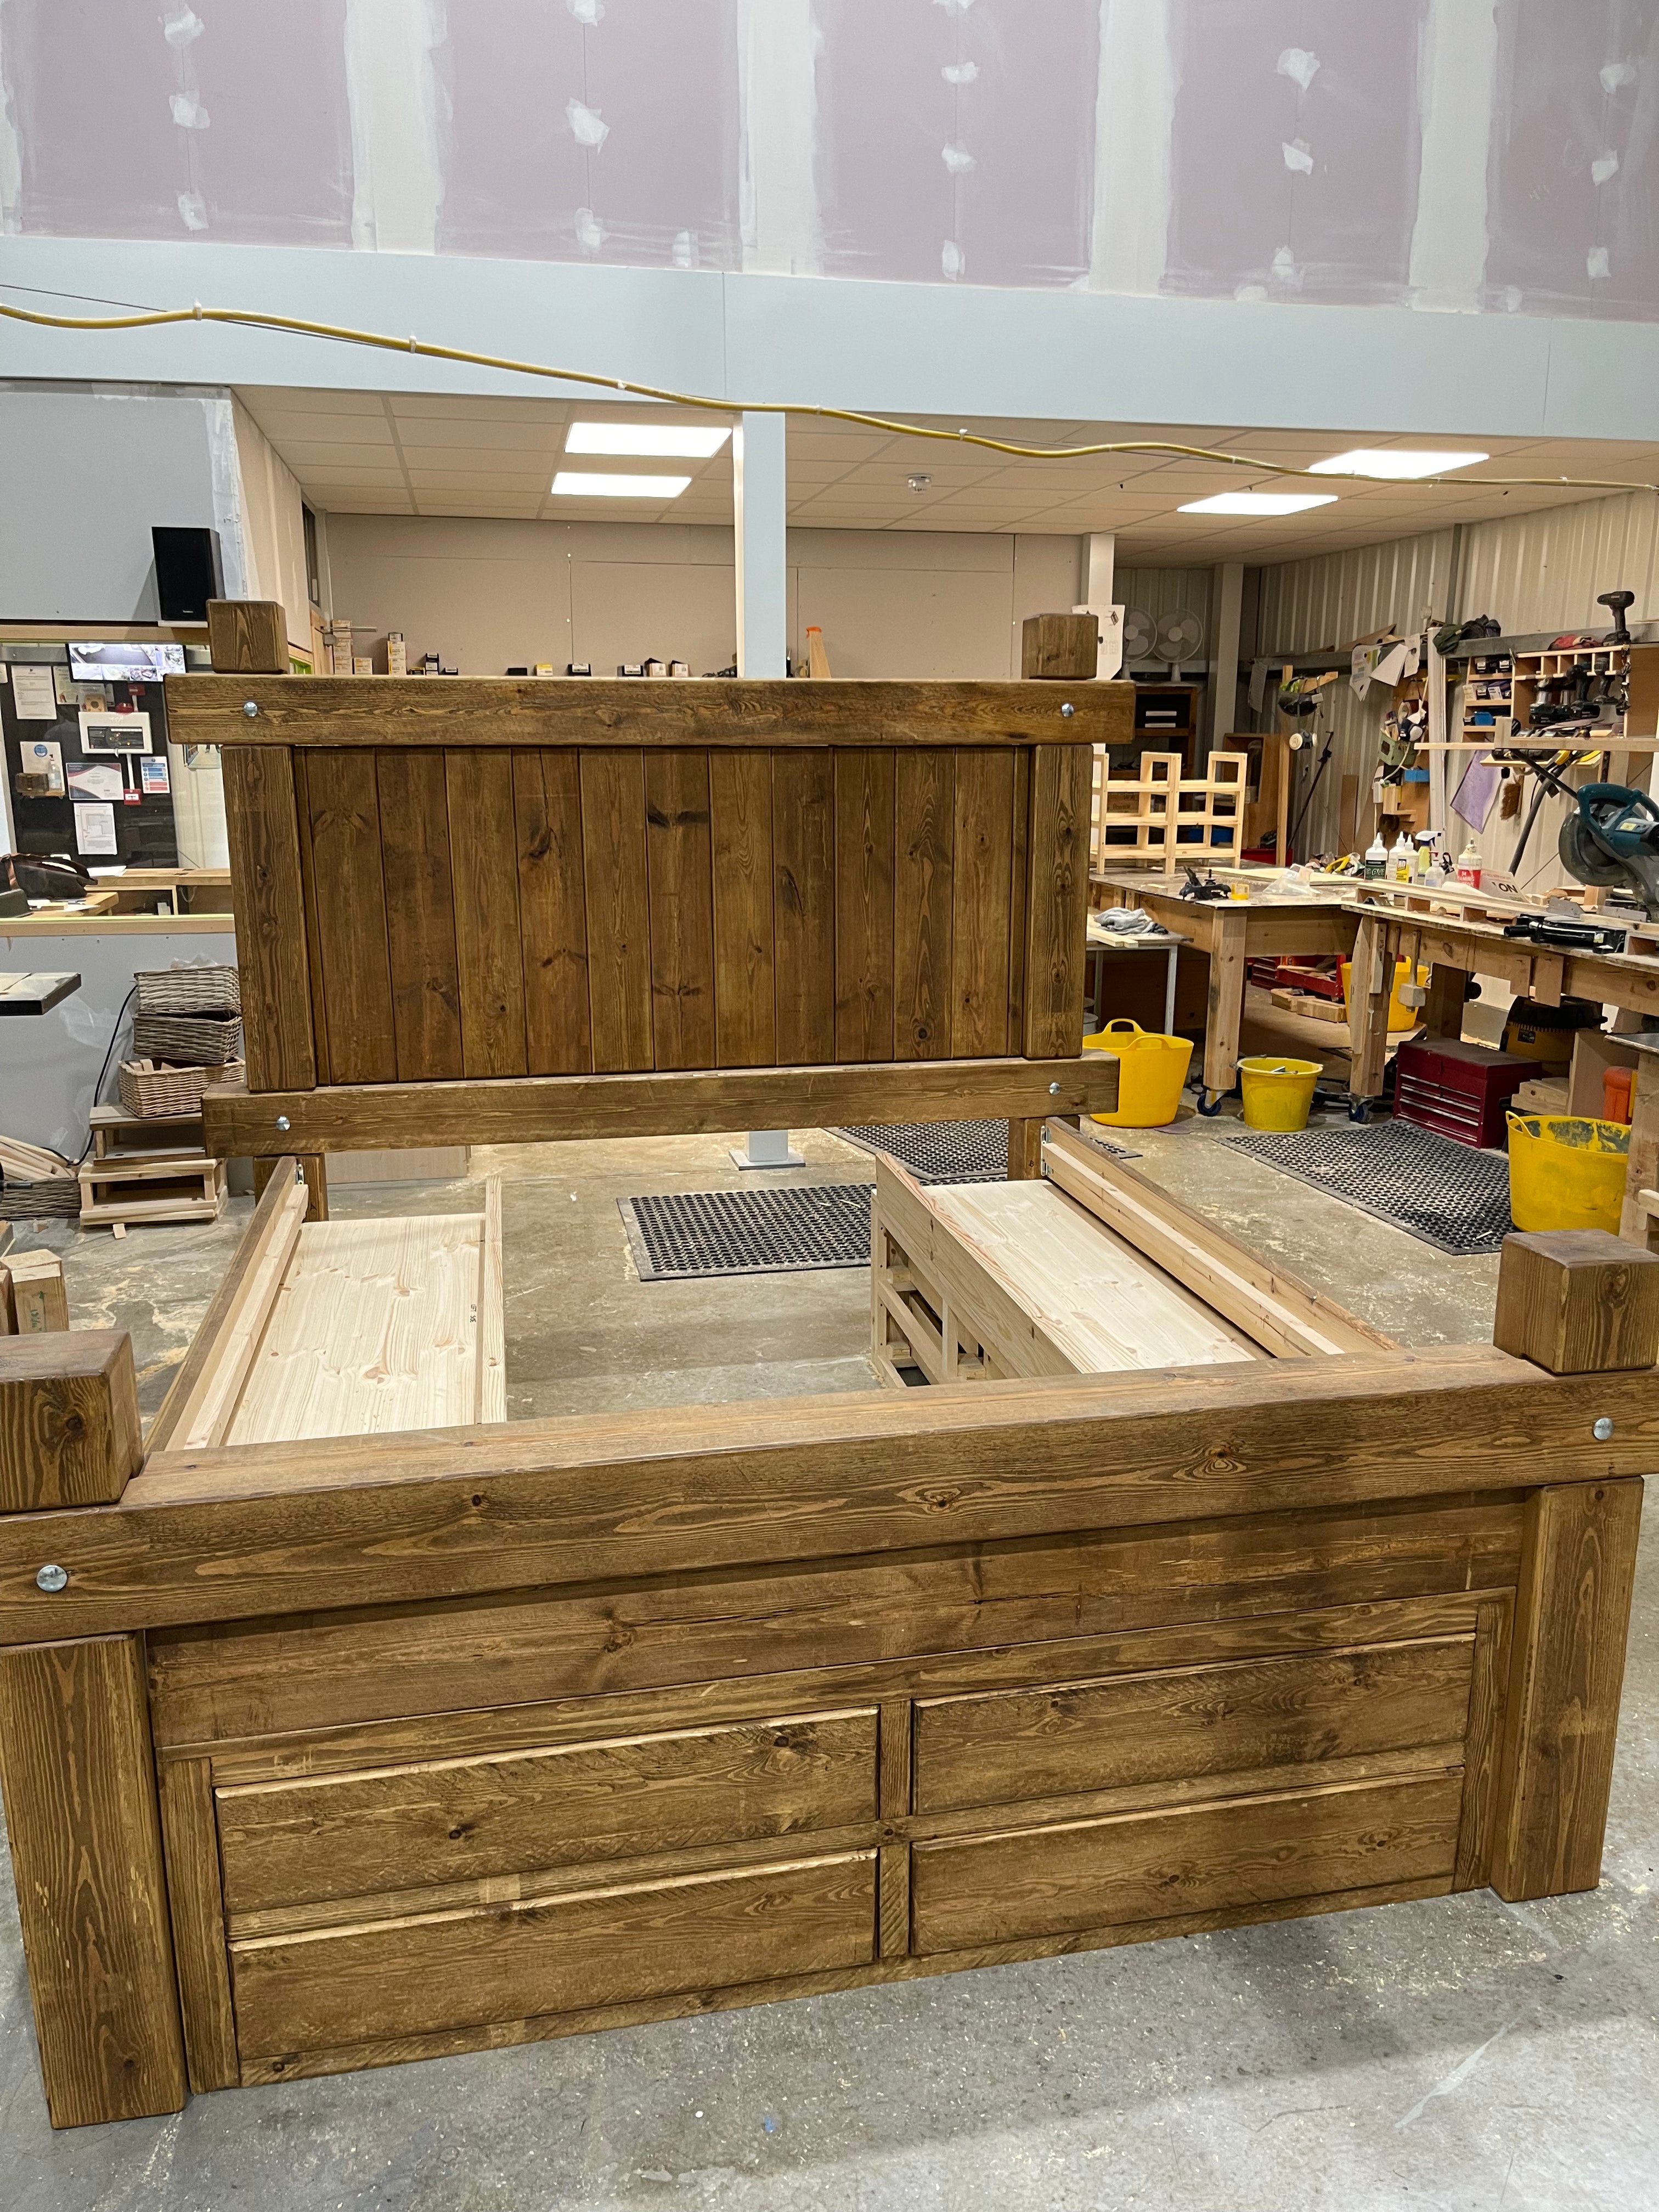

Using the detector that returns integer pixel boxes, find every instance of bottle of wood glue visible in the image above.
[1364,833,1388,881]
[1391,831,1414,882]
[1456,839,1482,888]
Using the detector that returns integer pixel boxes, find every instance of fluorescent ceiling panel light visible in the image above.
[1309,448,1488,478]
[1177,492,1338,515]
[550,471,692,498]
[565,422,730,458]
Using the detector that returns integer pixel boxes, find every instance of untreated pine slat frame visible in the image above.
[203,1055,1122,1158]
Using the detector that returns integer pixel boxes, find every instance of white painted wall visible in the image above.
[322,514,1090,679]
[232,398,313,656]
[0,382,245,619]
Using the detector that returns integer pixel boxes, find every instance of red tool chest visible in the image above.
[1393,1036,1543,1149]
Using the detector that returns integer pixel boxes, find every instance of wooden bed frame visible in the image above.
[0,657,1650,2131]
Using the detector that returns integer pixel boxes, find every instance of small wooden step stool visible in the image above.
[80,1105,227,1236]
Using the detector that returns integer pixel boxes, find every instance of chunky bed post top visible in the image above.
[171,676,1131,1164]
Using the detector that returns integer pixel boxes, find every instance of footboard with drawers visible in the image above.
[0,1163,1650,2126]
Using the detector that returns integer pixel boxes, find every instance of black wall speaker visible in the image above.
[151,526,224,622]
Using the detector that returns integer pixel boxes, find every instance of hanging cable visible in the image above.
[1,290,1656,495]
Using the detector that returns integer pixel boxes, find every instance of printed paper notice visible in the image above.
[11,667,57,719]
[139,754,170,795]
[74,801,118,856]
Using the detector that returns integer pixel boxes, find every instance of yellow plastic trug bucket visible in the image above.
[1339,958,1430,1032]
[1239,1056,1322,1132]
[1084,1019,1193,1127]
[1507,1113,1629,1234]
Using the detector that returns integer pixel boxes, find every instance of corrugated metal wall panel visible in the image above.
[1255,490,1658,867]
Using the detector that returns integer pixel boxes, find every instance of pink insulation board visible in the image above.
[1163,0,1425,306]
[812,0,1098,289]
[3,0,353,244]
[1483,0,1659,320]
[433,0,740,268]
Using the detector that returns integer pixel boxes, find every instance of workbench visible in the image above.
[1090,869,1358,1098]
[0,972,79,1016]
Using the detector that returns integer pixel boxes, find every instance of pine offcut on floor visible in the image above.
[835,1120,1137,1181]
[1215,1119,1513,1255]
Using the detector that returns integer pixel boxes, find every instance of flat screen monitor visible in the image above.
[66,641,186,682]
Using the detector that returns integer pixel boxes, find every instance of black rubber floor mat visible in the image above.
[1218,1120,1511,1255]
[835,1120,1137,1181]
[619,1182,875,1280]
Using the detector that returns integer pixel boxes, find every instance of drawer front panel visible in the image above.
[232,1852,878,2058]
[217,1707,878,1915]
[913,1638,1472,1815]
[912,1771,1462,1954]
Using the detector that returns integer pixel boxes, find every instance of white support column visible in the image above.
[1085,532,1121,678]
[1209,561,1244,759]
[731,409,803,1169]
[734,411,788,679]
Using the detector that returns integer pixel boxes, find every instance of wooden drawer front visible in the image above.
[912,1639,1473,1815]
[217,1708,878,1916]
[911,1772,1463,1954]
[232,1852,878,2058]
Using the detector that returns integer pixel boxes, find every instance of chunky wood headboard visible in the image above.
[170,677,1131,1169]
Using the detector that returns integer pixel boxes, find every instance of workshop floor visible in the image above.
[5,1116,1655,2211]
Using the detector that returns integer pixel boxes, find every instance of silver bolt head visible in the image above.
[35,1564,67,1594]
[1594,1416,1615,1441]
[242,699,259,718]
[1060,702,1076,718]
[1049,1081,1061,1094]
[275,1115,291,1132]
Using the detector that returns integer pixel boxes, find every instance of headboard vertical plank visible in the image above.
[895,748,956,1059]
[833,749,896,1063]
[950,748,1015,1057]
[1023,741,1088,1058]
[1006,747,1032,1051]
[298,749,396,1084]
[447,749,528,1077]
[710,752,777,1069]
[772,751,836,1063]
[515,750,592,1076]
[646,749,717,1071]
[376,749,463,1081]
[580,750,653,1071]
[223,743,318,1092]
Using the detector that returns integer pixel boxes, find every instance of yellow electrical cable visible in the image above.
[2,292,1656,495]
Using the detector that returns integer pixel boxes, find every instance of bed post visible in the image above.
[0,1334,188,2127]
[1489,1231,1652,1901]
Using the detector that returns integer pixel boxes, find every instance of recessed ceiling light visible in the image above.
[550,471,692,499]
[565,422,730,458]
[1308,448,1489,478]
[1178,492,1339,516]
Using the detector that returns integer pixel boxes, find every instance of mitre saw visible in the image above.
[1559,783,1659,916]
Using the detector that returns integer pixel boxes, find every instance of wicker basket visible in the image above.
[0,1177,81,1220]
[132,1011,244,1066]
[134,964,242,1015]
[119,1057,244,1118]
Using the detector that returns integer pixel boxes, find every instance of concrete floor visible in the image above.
[4,1112,1655,2210]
